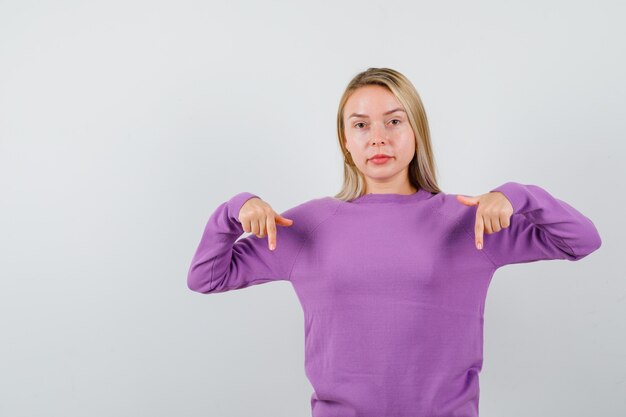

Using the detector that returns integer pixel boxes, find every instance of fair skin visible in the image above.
[343,85,417,195]
[238,84,515,252]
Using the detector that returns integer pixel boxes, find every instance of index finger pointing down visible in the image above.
[266,215,277,251]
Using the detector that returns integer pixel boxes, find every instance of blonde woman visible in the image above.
[187,67,602,417]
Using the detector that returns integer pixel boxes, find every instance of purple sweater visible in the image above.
[187,182,602,417]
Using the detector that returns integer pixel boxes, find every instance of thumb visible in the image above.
[275,214,294,226]
[456,194,480,206]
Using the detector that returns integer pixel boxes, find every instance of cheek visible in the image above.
[345,135,364,154]
[400,135,416,154]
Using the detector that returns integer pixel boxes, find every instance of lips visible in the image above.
[369,153,392,160]
[369,155,392,165]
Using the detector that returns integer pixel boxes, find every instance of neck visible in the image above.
[364,184,418,195]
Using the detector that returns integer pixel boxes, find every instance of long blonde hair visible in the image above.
[334,67,442,201]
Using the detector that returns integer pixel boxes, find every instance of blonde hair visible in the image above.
[333,67,442,201]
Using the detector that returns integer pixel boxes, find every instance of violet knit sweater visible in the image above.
[187,182,602,417]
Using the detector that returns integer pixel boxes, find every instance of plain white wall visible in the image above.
[1,0,624,416]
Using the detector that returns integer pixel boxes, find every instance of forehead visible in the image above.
[344,85,403,116]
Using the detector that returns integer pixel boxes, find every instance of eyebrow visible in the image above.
[348,107,406,119]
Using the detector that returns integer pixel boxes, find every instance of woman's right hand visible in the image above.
[238,197,294,251]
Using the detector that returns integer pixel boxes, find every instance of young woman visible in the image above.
[187,67,602,417]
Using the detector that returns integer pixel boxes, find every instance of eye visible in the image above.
[390,119,401,125]
[354,122,366,129]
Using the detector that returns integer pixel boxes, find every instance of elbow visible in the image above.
[187,271,202,293]
[588,228,602,254]
[570,226,602,261]
[187,275,201,293]
[187,264,213,294]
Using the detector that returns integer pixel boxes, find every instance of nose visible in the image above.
[371,138,385,146]
[370,123,387,145]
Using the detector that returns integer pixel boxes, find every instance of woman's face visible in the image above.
[343,85,416,192]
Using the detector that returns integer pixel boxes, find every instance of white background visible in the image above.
[1,1,624,416]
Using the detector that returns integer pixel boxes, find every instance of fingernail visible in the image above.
[477,242,482,250]
[270,243,275,250]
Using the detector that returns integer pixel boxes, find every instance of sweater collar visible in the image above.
[348,187,434,204]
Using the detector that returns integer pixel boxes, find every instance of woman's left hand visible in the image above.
[456,191,514,250]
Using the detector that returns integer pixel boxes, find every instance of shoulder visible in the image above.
[277,196,341,235]
[428,189,477,230]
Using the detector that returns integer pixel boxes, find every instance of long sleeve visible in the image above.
[187,192,308,294]
[480,182,602,268]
